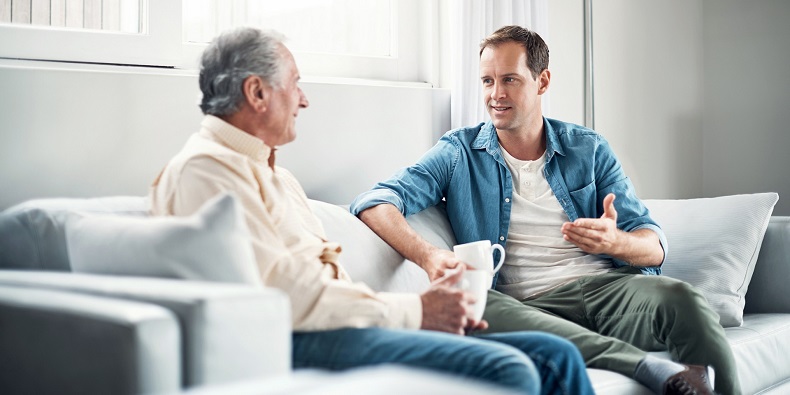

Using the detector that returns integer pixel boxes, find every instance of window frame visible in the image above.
[0,0,433,83]
[0,0,181,67]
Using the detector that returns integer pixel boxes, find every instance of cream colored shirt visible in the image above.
[496,145,612,300]
[150,115,421,331]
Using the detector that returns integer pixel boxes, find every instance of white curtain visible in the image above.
[449,0,549,130]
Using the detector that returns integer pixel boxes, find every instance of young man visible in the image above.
[352,25,736,395]
[149,27,593,395]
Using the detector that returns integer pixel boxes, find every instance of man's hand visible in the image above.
[420,267,489,335]
[561,193,623,256]
[561,193,664,266]
[422,249,463,282]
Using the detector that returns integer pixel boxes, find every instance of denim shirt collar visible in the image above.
[471,118,567,162]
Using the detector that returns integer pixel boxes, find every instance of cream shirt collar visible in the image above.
[199,115,274,166]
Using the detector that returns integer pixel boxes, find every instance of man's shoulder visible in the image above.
[545,118,608,154]
[441,122,488,142]
[546,117,599,139]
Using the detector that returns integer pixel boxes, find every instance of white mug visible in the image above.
[455,270,490,322]
[453,240,505,273]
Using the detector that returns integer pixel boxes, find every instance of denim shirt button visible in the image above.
[499,236,505,241]
[504,198,510,203]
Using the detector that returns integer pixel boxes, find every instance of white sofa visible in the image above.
[1,193,788,394]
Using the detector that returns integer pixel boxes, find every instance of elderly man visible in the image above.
[352,25,733,395]
[149,27,593,394]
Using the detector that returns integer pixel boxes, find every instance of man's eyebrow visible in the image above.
[480,73,521,80]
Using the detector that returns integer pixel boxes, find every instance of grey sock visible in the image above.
[634,355,686,394]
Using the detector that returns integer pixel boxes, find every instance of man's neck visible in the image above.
[217,112,278,168]
[496,122,546,161]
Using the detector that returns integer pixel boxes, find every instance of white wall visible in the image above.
[0,62,202,209]
[593,0,704,200]
[702,0,790,216]
[0,60,449,208]
[548,0,704,199]
[549,0,789,215]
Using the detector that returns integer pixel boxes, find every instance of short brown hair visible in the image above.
[479,25,549,79]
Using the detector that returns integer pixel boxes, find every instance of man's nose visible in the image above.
[299,88,309,108]
[490,82,505,101]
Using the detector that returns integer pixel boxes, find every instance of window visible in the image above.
[184,0,392,57]
[0,0,142,33]
[0,0,433,83]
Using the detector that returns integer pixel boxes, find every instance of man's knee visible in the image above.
[653,279,702,305]
[651,279,717,322]
[487,349,542,394]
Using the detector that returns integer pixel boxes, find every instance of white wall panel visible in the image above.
[0,60,449,208]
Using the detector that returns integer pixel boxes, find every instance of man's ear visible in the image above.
[537,69,551,95]
[243,75,271,113]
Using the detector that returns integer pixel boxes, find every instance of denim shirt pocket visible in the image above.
[567,181,596,219]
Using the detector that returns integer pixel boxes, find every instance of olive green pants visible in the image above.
[480,267,740,395]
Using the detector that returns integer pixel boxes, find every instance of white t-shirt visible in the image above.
[496,144,612,301]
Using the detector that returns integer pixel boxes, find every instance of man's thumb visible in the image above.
[602,193,617,219]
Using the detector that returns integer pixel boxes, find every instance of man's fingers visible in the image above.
[569,218,602,229]
[563,224,604,243]
[563,232,595,251]
[470,319,489,331]
[433,266,465,286]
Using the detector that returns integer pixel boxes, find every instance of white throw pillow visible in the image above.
[67,193,261,286]
[644,193,778,327]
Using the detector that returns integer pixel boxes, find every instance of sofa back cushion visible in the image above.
[644,192,778,327]
[744,216,790,314]
[0,196,148,271]
[308,200,452,293]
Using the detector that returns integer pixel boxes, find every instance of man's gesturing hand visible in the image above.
[419,267,488,335]
[561,193,623,256]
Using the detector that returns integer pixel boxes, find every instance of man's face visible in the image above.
[265,45,309,147]
[479,41,545,133]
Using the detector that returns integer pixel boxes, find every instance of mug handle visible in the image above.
[490,244,505,273]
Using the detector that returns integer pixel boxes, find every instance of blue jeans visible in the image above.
[293,328,593,395]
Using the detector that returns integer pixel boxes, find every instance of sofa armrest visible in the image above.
[0,271,291,388]
[0,285,180,395]
[745,216,790,314]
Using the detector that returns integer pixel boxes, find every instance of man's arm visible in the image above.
[561,193,664,267]
[358,203,462,281]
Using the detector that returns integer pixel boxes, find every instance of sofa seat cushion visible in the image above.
[725,313,790,395]
[587,369,650,395]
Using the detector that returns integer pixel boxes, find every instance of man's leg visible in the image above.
[474,331,594,395]
[576,268,740,395]
[292,327,540,393]
[482,289,647,377]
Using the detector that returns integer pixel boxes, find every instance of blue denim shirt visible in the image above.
[351,118,667,281]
